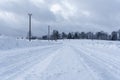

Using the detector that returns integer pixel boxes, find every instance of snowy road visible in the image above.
[0,40,120,80]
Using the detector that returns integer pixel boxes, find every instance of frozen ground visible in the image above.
[0,37,120,80]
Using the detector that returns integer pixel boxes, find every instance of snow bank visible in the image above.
[0,36,61,50]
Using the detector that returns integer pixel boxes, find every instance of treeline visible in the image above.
[29,29,120,41]
[42,30,120,41]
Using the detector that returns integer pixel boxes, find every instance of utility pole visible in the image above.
[48,25,50,41]
[28,13,32,41]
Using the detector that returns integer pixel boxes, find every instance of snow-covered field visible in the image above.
[0,36,120,80]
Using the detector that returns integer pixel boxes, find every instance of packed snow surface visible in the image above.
[0,37,120,80]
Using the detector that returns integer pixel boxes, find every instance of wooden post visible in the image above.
[48,25,50,41]
[28,13,32,41]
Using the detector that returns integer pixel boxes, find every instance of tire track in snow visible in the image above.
[13,46,64,80]
[77,45,120,76]
[81,44,120,61]
[70,45,120,80]
[35,45,100,80]
[67,46,101,80]
[0,45,63,80]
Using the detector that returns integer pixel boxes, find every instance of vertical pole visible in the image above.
[28,13,32,41]
[48,25,50,41]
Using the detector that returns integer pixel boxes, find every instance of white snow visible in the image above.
[0,37,120,80]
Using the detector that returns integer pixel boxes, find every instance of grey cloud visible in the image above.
[0,0,120,37]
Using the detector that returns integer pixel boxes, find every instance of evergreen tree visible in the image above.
[86,32,94,39]
[67,33,72,39]
[62,32,67,39]
[80,32,86,39]
[74,32,79,39]
[111,31,118,40]
[52,30,60,41]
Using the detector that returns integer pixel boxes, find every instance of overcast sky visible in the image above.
[0,0,120,37]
